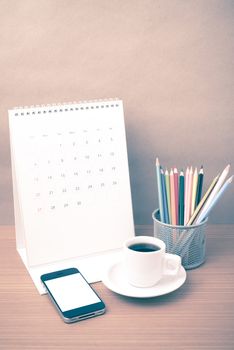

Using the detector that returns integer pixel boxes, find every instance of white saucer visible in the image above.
[102,261,186,298]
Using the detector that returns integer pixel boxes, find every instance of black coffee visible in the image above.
[128,243,160,253]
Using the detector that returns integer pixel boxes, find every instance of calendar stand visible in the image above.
[9,99,135,294]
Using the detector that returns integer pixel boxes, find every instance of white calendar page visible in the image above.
[9,100,134,272]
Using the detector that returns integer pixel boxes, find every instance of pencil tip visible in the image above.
[222,164,231,174]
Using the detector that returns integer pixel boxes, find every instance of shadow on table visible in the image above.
[205,229,234,264]
[109,276,191,307]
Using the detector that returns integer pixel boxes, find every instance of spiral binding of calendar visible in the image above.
[13,98,120,116]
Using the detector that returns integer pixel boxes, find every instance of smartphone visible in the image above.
[41,268,105,323]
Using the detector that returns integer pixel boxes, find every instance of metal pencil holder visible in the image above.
[152,209,208,269]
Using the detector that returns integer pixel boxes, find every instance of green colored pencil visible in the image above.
[195,166,204,207]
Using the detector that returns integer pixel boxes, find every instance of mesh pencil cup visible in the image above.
[152,209,208,269]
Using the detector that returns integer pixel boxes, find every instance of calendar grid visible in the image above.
[9,99,134,293]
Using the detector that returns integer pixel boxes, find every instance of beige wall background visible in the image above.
[0,0,234,225]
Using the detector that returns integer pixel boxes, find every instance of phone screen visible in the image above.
[44,272,101,312]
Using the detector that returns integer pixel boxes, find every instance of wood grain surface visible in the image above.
[0,225,234,350]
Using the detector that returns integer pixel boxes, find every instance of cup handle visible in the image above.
[163,253,181,276]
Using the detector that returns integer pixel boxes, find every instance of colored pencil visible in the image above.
[170,169,176,225]
[196,164,230,220]
[179,170,184,225]
[156,158,164,222]
[165,169,171,224]
[174,168,179,225]
[155,160,232,228]
[191,167,198,215]
[196,175,233,224]
[184,167,190,224]
[187,167,193,222]
[195,166,204,207]
[161,168,169,224]
[186,173,220,225]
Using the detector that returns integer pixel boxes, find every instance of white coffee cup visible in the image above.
[124,236,181,288]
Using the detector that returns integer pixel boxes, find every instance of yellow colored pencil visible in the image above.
[187,166,193,223]
[187,174,220,225]
[191,167,198,215]
[184,167,190,224]
[170,169,176,225]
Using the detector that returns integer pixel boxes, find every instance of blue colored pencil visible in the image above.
[156,158,164,222]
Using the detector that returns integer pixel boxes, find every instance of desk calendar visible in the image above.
[9,99,134,294]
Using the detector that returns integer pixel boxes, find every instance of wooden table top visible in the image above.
[0,225,234,350]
